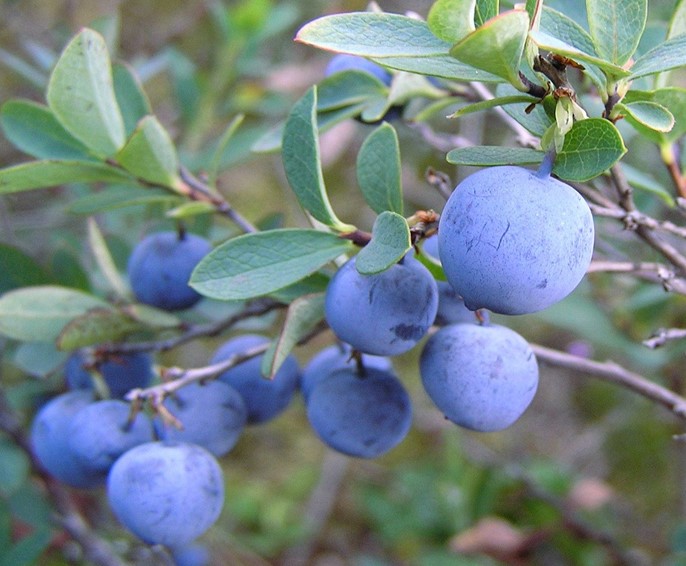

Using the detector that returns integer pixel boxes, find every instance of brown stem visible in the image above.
[662,144,686,199]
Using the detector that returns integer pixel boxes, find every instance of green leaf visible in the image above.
[13,342,68,378]
[355,212,411,275]
[553,118,627,181]
[621,162,675,206]
[428,0,476,44]
[0,160,133,195]
[356,123,403,215]
[586,0,647,66]
[668,0,686,39]
[166,201,216,218]
[539,7,607,90]
[50,248,91,291]
[116,115,181,189]
[56,307,140,350]
[449,94,539,119]
[0,285,110,342]
[261,293,326,378]
[123,304,181,329]
[208,114,245,187]
[447,146,545,166]
[164,47,201,125]
[0,527,53,566]
[190,229,355,301]
[0,100,94,161]
[369,54,501,82]
[619,101,674,133]
[0,244,52,294]
[282,87,354,231]
[475,0,498,26]
[87,218,130,300]
[296,12,451,57]
[46,28,125,157]
[495,84,554,136]
[317,70,388,111]
[450,9,529,88]
[630,35,686,79]
[0,440,30,497]
[113,62,152,136]
[68,184,179,214]
[268,273,330,303]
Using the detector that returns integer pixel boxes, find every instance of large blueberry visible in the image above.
[107,441,224,547]
[210,334,300,424]
[306,367,412,458]
[156,381,247,456]
[300,343,392,402]
[438,166,594,315]
[67,399,154,474]
[325,256,438,356]
[30,391,105,488]
[127,231,211,311]
[420,323,539,432]
[65,350,153,399]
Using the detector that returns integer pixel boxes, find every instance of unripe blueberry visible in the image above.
[155,381,247,456]
[438,166,594,315]
[306,367,412,458]
[67,399,154,474]
[107,441,224,547]
[65,351,153,399]
[325,256,438,356]
[420,323,539,432]
[210,334,300,424]
[127,231,211,311]
[300,344,392,402]
[30,391,106,488]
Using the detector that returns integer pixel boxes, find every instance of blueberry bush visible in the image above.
[3,0,686,564]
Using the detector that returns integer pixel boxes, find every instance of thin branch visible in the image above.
[643,328,686,349]
[531,343,686,420]
[587,260,686,294]
[662,144,686,199]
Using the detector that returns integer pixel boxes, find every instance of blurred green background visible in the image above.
[2,1,686,565]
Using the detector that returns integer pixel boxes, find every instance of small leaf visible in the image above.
[447,146,545,166]
[495,84,554,136]
[87,218,130,300]
[208,114,245,187]
[0,244,52,294]
[475,0,498,26]
[450,9,529,88]
[56,307,140,350]
[296,12,451,57]
[553,118,627,181]
[619,101,674,133]
[630,35,686,79]
[0,286,110,342]
[621,162,675,206]
[586,0,647,66]
[113,62,152,136]
[166,201,216,218]
[0,100,94,160]
[13,342,68,378]
[46,28,126,157]
[0,439,30,497]
[355,212,411,275]
[0,160,133,194]
[449,94,539,119]
[317,70,388,111]
[123,304,181,329]
[268,273,330,303]
[190,229,355,301]
[262,293,325,378]
[428,0,476,44]
[282,87,354,231]
[623,88,686,143]
[116,115,181,188]
[68,184,179,214]
[369,54,501,82]
[668,0,686,39]
[356,123,403,215]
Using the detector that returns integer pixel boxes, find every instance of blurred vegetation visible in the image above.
[2,0,686,565]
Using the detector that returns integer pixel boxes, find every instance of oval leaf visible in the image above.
[56,307,140,350]
[190,229,355,301]
[0,100,94,161]
[261,293,326,378]
[587,0,647,66]
[113,62,152,137]
[296,12,451,57]
[630,35,686,79]
[369,54,501,82]
[282,87,353,231]
[46,28,125,157]
[87,218,130,300]
[553,118,627,181]
[428,0,476,44]
[356,123,403,215]
[447,146,545,166]
[68,185,180,214]
[0,286,110,342]
[450,9,529,88]
[0,244,52,294]
[0,160,133,195]
[355,212,411,275]
[620,101,675,133]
